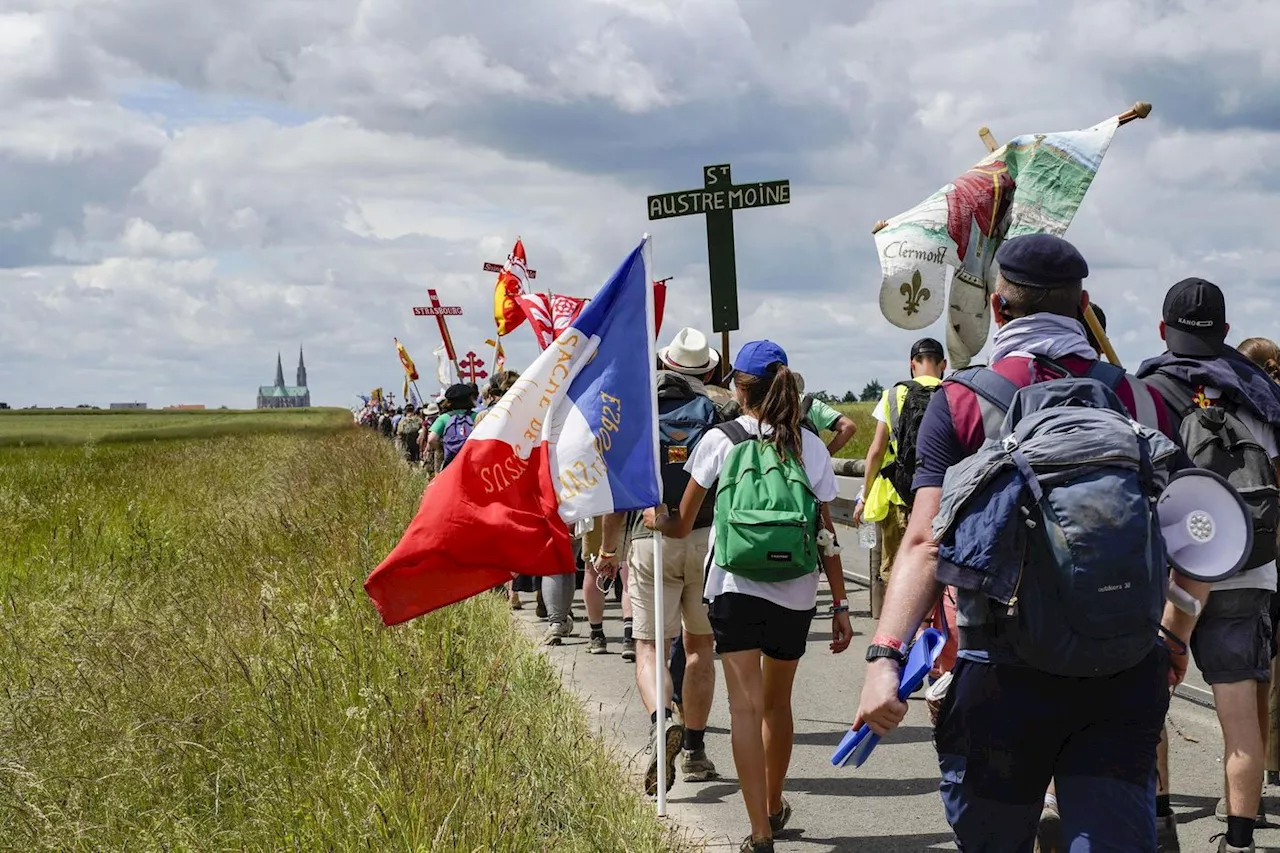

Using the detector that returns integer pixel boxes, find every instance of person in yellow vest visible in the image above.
[851,337,947,580]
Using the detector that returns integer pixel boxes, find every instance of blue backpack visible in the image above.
[441,412,474,467]
[932,361,1182,677]
[657,374,720,528]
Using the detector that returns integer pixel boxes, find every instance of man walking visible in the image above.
[852,337,946,582]
[600,327,721,796]
[853,234,1209,852]
[1138,279,1280,853]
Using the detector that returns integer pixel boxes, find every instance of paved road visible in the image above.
[516,528,1277,852]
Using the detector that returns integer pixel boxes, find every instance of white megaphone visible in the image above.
[1158,469,1253,615]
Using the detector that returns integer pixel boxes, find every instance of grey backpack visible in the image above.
[1146,374,1279,571]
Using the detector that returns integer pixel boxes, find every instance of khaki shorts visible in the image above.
[627,530,713,641]
[879,502,909,581]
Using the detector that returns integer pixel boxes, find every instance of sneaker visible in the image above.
[1215,798,1265,824]
[587,633,608,655]
[1213,835,1255,853]
[681,748,719,782]
[1035,805,1063,853]
[1157,812,1180,852]
[535,595,548,620]
[768,796,792,835]
[739,836,774,853]
[644,718,684,796]
[543,617,574,646]
[621,637,636,662]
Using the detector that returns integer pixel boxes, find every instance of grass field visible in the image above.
[0,407,353,447]
[831,402,876,460]
[0,428,682,851]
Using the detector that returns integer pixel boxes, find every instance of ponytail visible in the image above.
[735,363,804,461]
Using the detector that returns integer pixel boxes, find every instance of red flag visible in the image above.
[653,280,667,338]
[493,239,531,335]
[517,293,555,349]
[550,295,588,338]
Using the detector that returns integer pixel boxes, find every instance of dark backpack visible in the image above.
[800,393,820,436]
[657,375,720,529]
[879,380,941,508]
[1145,374,1279,572]
[379,415,393,437]
[441,413,474,467]
[934,360,1181,678]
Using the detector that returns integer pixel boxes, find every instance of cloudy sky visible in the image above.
[1,0,1277,408]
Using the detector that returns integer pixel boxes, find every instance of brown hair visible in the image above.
[734,363,803,461]
[1238,337,1280,383]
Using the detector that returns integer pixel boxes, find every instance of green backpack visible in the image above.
[713,421,821,581]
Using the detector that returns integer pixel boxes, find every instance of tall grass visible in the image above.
[0,408,353,447]
[831,402,876,460]
[0,431,681,851]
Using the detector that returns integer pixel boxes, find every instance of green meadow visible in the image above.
[0,421,681,851]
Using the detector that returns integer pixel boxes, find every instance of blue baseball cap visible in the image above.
[733,340,788,377]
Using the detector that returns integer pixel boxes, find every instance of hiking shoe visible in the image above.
[671,700,684,727]
[681,748,719,782]
[1156,812,1180,852]
[508,595,523,611]
[1213,835,1254,853]
[644,718,684,796]
[621,637,636,662]
[768,796,792,835]
[1215,798,1265,823]
[587,633,608,655]
[739,837,774,853]
[1035,805,1063,853]
[535,595,548,620]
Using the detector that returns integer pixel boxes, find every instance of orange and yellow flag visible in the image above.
[493,238,530,335]
[395,337,419,381]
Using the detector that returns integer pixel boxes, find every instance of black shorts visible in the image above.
[1190,587,1274,685]
[708,592,815,661]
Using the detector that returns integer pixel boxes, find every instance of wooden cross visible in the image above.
[483,261,537,279]
[647,163,790,361]
[412,289,462,371]
[459,351,487,384]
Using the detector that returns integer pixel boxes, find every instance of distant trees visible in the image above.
[841,390,857,404]
[859,381,884,402]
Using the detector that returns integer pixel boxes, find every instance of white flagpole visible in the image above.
[653,530,667,816]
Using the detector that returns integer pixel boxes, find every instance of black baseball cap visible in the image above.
[910,337,945,359]
[1163,278,1226,357]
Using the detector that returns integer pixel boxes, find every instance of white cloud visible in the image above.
[2,0,1280,408]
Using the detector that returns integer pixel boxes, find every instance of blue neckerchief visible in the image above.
[1138,347,1280,427]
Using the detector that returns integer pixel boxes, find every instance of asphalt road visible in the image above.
[517,526,1278,852]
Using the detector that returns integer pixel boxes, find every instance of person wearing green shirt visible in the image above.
[793,374,859,455]
[851,337,946,580]
[427,384,478,467]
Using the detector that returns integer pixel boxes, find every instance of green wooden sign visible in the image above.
[647,164,791,333]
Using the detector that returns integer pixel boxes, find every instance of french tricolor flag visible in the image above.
[365,238,661,625]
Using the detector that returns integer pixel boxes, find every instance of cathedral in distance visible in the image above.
[257,348,311,409]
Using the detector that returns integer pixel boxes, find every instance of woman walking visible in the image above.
[648,340,853,853]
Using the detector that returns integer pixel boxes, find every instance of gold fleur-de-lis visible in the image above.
[900,270,931,316]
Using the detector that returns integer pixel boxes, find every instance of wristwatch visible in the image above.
[865,644,907,665]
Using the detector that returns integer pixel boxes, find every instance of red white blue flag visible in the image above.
[365,237,661,625]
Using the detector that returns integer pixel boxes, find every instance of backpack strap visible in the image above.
[716,420,754,446]
[1142,372,1197,421]
[1084,360,1125,389]
[948,367,1019,439]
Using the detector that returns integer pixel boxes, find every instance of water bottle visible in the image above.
[858,522,877,550]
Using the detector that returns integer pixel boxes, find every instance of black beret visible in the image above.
[995,234,1089,289]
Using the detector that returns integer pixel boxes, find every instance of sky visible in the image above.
[1,0,1278,409]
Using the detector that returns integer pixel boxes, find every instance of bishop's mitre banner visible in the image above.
[876,117,1119,368]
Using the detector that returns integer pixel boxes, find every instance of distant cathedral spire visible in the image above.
[296,346,307,388]
[274,352,285,388]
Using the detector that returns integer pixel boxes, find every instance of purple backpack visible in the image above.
[442,412,474,466]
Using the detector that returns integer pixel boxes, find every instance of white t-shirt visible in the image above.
[685,415,839,611]
[1202,388,1280,593]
